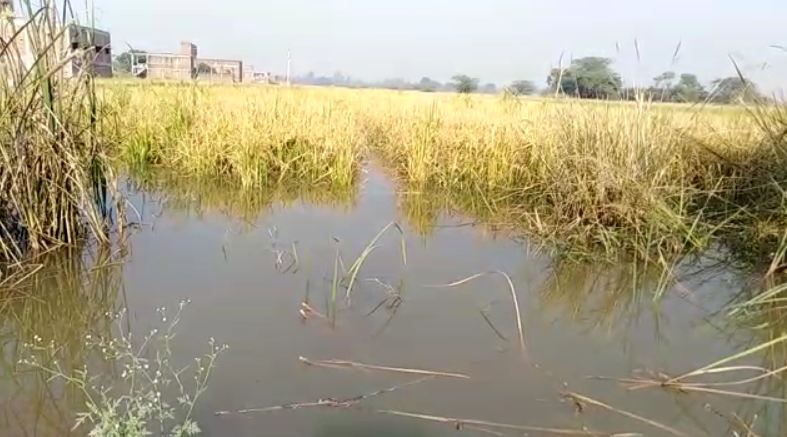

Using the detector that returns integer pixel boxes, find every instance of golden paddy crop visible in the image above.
[100,82,786,261]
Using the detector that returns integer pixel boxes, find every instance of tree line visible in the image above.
[545,56,762,104]
[113,50,765,104]
[448,61,762,105]
[295,72,502,94]
[330,59,762,104]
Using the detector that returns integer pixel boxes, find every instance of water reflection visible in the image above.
[312,415,429,437]
[397,189,512,240]
[535,260,787,437]
[0,247,122,436]
[538,260,657,332]
[133,171,784,436]
[128,173,358,225]
[723,274,787,435]
[397,191,441,238]
[2,168,787,436]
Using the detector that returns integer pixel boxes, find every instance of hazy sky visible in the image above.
[90,0,786,91]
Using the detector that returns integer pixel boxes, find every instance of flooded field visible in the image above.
[1,167,783,436]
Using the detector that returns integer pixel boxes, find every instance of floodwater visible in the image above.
[1,167,784,436]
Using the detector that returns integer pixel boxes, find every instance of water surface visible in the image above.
[1,167,781,436]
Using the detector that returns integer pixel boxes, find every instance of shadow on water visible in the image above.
[0,247,122,436]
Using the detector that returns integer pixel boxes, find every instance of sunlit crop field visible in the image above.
[99,82,785,260]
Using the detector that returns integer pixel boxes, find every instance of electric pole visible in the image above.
[286,50,291,86]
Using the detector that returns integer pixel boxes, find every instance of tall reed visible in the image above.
[722,97,787,269]
[0,0,117,267]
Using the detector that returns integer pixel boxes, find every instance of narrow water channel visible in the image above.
[1,167,780,436]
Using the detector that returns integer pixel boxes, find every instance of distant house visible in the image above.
[133,41,243,83]
[67,24,112,77]
[136,41,197,81]
[243,67,282,84]
[0,1,112,80]
[198,57,243,83]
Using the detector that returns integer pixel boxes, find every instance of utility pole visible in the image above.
[286,50,291,86]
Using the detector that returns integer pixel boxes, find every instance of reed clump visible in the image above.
[717,99,787,269]
[0,1,116,267]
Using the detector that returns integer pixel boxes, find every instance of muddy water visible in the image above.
[1,167,782,436]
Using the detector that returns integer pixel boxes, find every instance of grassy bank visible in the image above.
[101,82,786,263]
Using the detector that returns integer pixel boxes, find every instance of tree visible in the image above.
[572,57,622,99]
[507,80,537,96]
[113,50,146,74]
[671,73,706,103]
[197,63,216,74]
[451,74,479,94]
[547,57,622,99]
[418,77,441,92]
[652,71,676,89]
[381,77,412,90]
[547,68,577,96]
[332,71,350,85]
[481,83,497,94]
[710,77,760,104]
[113,52,132,73]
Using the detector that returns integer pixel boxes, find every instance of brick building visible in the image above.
[197,57,243,83]
[1,1,112,80]
[140,42,197,81]
[135,41,243,83]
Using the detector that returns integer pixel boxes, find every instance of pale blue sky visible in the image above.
[91,0,786,91]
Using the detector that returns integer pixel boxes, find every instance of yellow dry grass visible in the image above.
[100,82,785,260]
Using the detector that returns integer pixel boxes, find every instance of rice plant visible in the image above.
[98,82,784,263]
[104,84,363,191]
